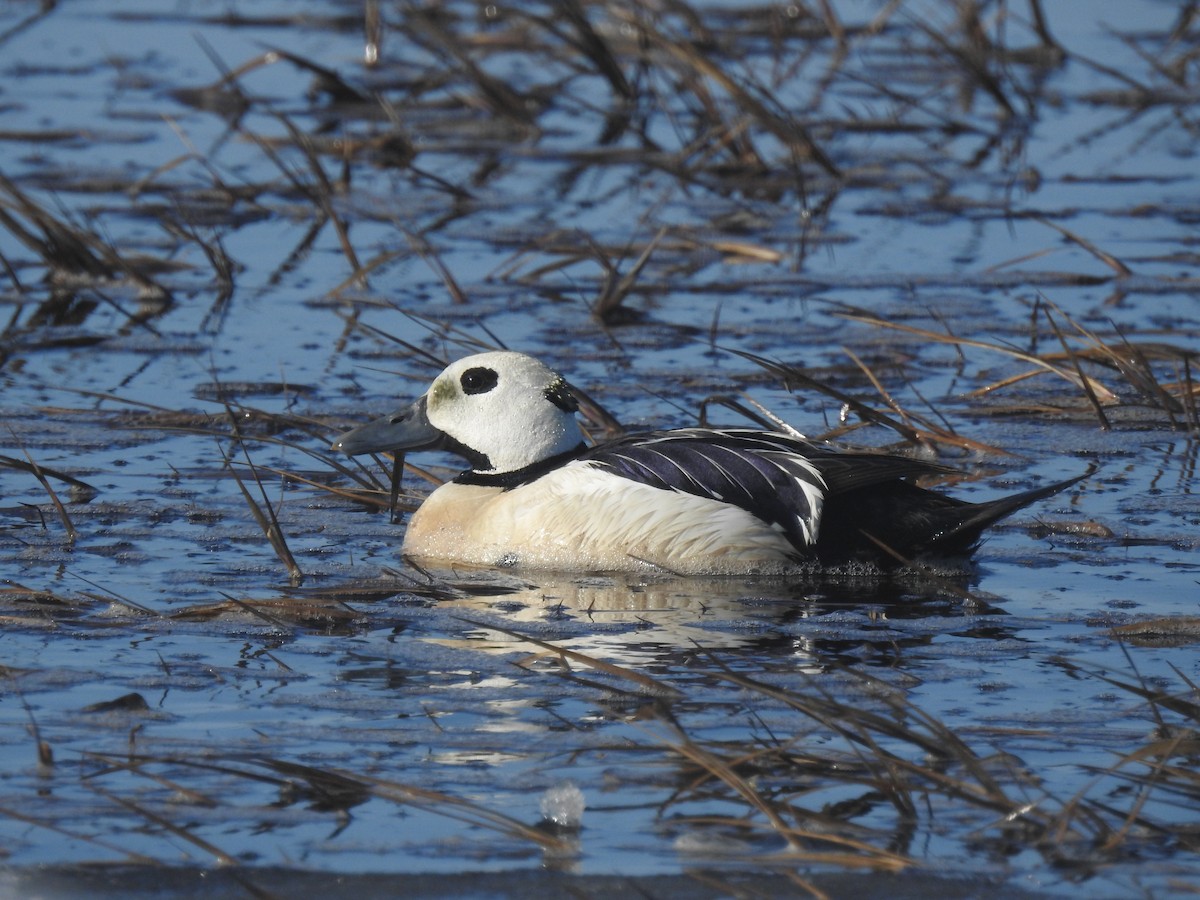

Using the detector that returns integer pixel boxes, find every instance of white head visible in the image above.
[334,351,585,475]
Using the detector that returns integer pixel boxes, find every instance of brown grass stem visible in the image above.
[217,419,303,584]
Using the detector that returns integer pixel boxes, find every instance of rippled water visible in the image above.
[1,1,1198,897]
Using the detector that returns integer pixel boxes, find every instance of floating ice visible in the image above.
[538,781,585,830]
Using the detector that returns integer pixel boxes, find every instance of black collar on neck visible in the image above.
[453,443,588,490]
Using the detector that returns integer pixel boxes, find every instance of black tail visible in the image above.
[927,470,1091,555]
[814,469,1091,566]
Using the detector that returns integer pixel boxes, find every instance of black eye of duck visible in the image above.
[460,366,499,395]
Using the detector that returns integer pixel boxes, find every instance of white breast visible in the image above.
[402,463,800,575]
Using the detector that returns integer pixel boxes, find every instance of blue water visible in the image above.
[1,1,1198,896]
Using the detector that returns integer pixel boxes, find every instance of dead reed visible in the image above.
[836,302,1199,432]
[219,411,303,583]
[0,2,1196,887]
[495,630,1200,872]
[33,626,1197,876]
[0,441,97,542]
[76,749,576,865]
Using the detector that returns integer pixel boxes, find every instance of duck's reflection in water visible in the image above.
[414,568,967,672]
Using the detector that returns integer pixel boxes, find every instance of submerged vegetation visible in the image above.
[1,0,1198,895]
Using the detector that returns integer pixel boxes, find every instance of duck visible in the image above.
[333,351,1084,575]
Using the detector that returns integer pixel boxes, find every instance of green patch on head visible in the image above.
[429,375,458,410]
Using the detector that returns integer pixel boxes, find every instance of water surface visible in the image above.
[1,1,1198,896]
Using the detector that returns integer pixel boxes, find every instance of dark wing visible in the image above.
[811,471,1087,564]
[801,450,957,496]
[579,429,827,549]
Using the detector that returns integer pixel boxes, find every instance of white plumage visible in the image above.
[404,468,803,575]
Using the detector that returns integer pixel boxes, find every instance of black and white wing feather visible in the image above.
[580,429,828,549]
